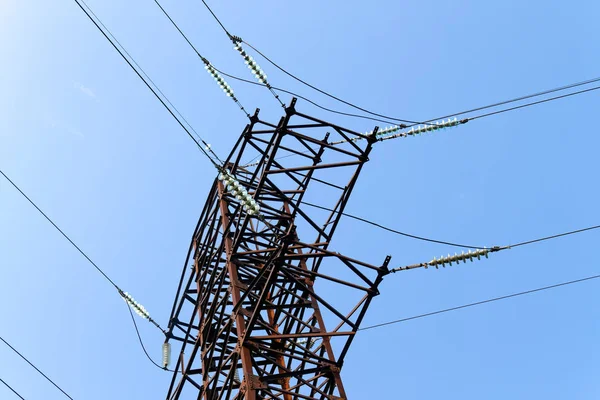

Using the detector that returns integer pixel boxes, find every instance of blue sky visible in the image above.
[1,0,599,398]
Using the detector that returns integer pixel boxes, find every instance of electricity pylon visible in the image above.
[164,99,390,399]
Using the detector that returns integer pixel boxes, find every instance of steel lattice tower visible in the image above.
[165,99,390,400]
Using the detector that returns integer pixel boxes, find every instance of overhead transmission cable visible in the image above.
[239,78,600,166]
[74,0,262,202]
[200,0,286,108]
[305,201,600,256]
[389,224,600,272]
[360,274,600,331]
[151,0,402,127]
[240,39,600,129]
[212,65,402,126]
[73,0,221,166]
[73,0,255,217]
[0,336,73,399]
[241,39,422,125]
[237,78,597,165]
[196,3,600,132]
[425,75,600,124]
[304,201,485,249]
[0,168,166,336]
[332,83,600,146]
[154,0,394,125]
[378,83,600,142]
[152,0,250,118]
[0,377,25,400]
[467,84,600,121]
[124,302,175,372]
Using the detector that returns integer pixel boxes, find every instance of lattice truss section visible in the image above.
[165,99,390,400]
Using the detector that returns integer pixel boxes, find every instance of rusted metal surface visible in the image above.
[164,99,390,399]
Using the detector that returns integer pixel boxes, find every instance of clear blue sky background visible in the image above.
[1,0,599,398]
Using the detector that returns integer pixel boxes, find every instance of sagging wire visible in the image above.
[390,224,600,273]
[0,335,74,399]
[198,1,286,107]
[74,0,222,166]
[153,0,251,118]
[241,39,600,130]
[124,301,176,372]
[331,82,599,148]
[1,166,170,377]
[241,38,427,125]
[359,274,600,331]
[212,64,404,126]
[303,201,487,249]
[199,2,600,131]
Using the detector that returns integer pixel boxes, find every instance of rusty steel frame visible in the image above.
[164,99,390,400]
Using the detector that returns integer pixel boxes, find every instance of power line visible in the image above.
[241,39,422,125]
[0,167,166,335]
[0,377,26,400]
[154,0,399,124]
[200,0,232,38]
[510,224,600,249]
[153,0,251,118]
[72,0,220,166]
[154,0,406,124]
[154,0,204,59]
[0,169,118,289]
[305,201,600,255]
[199,0,287,108]
[154,0,410,127]
[360,274,600,331]
[200,0,600,132]
[390,224,600,272]
[198,1,600,131]
[377,83,600,143]
[240,40,600,130]
[229,70,599,163]
[124,303,175,372]
[468,84,600,121]
[203,0,405,116]
[153,0,404,126]
[425,75,600,124]
[350,83,600,145]
[303,201,485,249]
[0,336,73,399]
[214,66,401,126]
